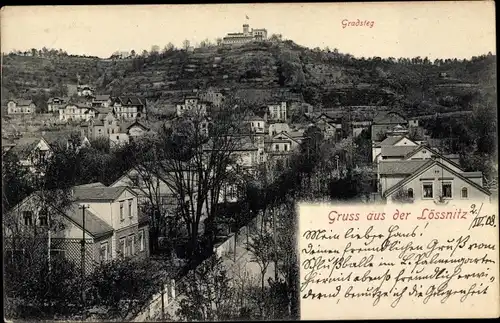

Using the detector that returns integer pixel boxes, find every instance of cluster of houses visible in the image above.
[371,111,493,203]
[3,88,496,274]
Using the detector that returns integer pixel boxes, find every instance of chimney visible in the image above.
[243,24,249,35]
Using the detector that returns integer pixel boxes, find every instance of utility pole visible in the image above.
[79,204,89,321]
[272,203,278,282]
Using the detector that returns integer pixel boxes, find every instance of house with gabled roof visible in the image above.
[42,130,91,152]
[47,97,70,113]
[7,99,36,115]
[112,96,147,120]
[380,158,491,204]
[372,135,418,162]
[9,137,52,173]
[4,183,149,273]
[122,120,151,140]
[58,103,96,122]
[92,94,112,108]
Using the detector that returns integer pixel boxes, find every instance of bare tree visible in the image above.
[245,229,274,318]
[182,39,191,51]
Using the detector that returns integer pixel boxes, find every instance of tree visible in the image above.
[245,229,274,318]
[176,255,236,321]
[182,39,191,50]
[87,258,168,321]
[147,100,252,258]
[130,49,136,57]
[166,42,175,51]
[151,45,160,54]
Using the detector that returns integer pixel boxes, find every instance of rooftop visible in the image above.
[381,146,419,157]
[64,203,114,238]
[378,160,430,175]
[72,186,132,202]
[379,135,407,146]
[373,111,407,125]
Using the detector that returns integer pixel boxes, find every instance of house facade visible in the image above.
[176,97,208,117]
[71,185,150,260]
[112,96,147,120]
[268,102,287,122]
[92,95,112,108]
[4,184,149,273]
[381,159,491,204]
[199,88,224,108]
[222,24,268,45]
[7,99,36,115]
[59,104,96,122]
[47,97,70,113]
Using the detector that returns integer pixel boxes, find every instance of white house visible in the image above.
[372,135,418,163]
[245,114,266,134]
[381,159,491,204]
[59,104,96,122]
[112,96,147,120]
[268,101,287,121]
[7,99,36,115]
[176,97,208,117]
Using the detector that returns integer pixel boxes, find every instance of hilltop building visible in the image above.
[222,24,268,45]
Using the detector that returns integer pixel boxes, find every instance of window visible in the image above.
[461,187,468,199]
[39,209,48,226]
[100,242,109,261]
[284,145,288,151]
[442,183,452,198]
[275,144,279,151]
[407,188,414,199]
[138,230,145,252]
[129,235,135,255]
[118,238,126,257]
[128,199,133,218]
[422,183,433,199]
[50,249,65,261]
[120,202,124,221]
[130,174,140,187]
[23,211,33,226]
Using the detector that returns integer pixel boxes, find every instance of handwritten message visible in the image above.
[299,201,499,320]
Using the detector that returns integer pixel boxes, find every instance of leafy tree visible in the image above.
[176,255,236,321]
[87,258,168,320]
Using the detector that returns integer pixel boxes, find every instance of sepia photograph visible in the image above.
[1,2,497,321]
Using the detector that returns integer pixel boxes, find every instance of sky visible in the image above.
[1,2,496,60]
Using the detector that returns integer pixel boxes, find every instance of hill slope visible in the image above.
[2,41,496,117]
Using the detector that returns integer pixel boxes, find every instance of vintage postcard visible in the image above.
[1,2,497,322]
